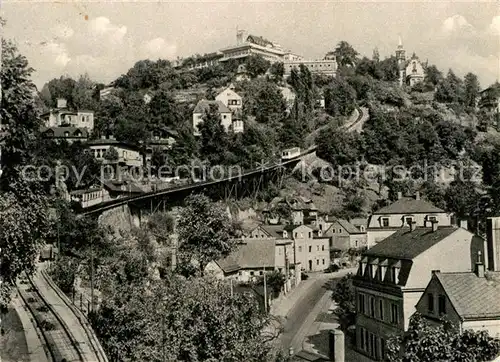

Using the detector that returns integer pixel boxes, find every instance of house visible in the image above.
[215,85,244,133]
[86,138,143,168]
[353,223,484,360]
[40,126,89,143]
[366,191,451,247]
[70,187,108,208]
[248,223,330,272]
[192,100,233,136]
[205,238,299,286]
[41,98,94,131]
[324,218,367,251]
[416,266,500,338]
[396,38,426,87]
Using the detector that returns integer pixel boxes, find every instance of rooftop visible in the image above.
[363,226,459,260]
[193,99,232,114]
[375,196,445,215]
[434,271,500,320]
[40,126,89,138]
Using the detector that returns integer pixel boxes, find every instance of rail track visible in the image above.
[16,267,108,362]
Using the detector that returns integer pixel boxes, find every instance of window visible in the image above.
[355,240,358,247]
[259,271,263,275]
[317,245,319,251]
[322,245,325,251]
[294,232,298,238]
[438,295,446,315]
[308,246,312,252]
[382,218,389,227]
[223,115,227,119]
[298,246,302,252]
[428,293,434,313]
[319,224,323,230]
[300,232,303,238]
[405,216,413,225]
[322,259,325,265]
[250,271,254,276]
[380,338,386,360]
[369,296,376,317]
[391,303,399,324]
[309,232,312,238]
[391,267,399,284]
[332,229,336,233]
[338,229,342,233]
[316,260,319,265]
[358,293,366,314]
[379,299,384,321]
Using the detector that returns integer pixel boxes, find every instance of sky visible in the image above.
[2,1,500,90]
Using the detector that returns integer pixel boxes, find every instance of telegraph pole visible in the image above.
[263,267,267,313]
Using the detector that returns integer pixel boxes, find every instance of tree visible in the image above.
[0,37,51,307]
[333,41,359,68]
[331,274,355,331]
[91,275,281,362]
[177,194,237,274]
[464,72,481,109]
[386,313,500,362]
[242,78,287,124]
[444,179,480,219]
[269,61,284,81]
[316,127,363,168]
[198,104,230,165]
[424,64,443,86]
[72,73,97,110]
[435,69,465,104]
[324,78,357,117]
[44,76,77,108]
[103,146,119,162]
[245,54,271,78]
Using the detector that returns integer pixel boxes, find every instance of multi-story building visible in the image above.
[353,222,484,360]
[87,137,143,168]
[215,85,244,133]
[248,221,330,272]
[219,30,287,64]
[41,98,95,131]
[192,100,234,136]
[396,37,426,87]
[366,192,451,247]
[324,218,367,251]
[284,57,338,77]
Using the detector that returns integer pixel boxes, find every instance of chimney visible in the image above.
[410,220,417,232]
[415,191,420,200]
[486,217,500,271]
[57,98,67,109]
[475,251,485,278]
[397,191,403,200]
[431,219,438,232]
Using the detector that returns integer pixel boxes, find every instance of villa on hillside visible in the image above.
[366,191,452,247]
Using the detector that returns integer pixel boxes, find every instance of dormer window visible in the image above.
[283,231,288,238]
[360,226,365,232]
[391,265,400,284]
[381,217,389,227]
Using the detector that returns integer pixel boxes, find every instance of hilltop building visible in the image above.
[219,30,288,64]
[284,54,338,77]
[396,37,426,87]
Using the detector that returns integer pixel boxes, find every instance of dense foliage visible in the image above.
[386,313,500,362]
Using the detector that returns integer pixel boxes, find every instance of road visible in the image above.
[278,269,355,352]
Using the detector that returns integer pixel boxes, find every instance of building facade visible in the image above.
[87,138,143,168]
[367,192,451,247]
[354,224,484,360]
[396,38,426,87]
[416,268,500,339]
[192,100,234,136]
[324,219,367,251]
[41,98,95,131]
[284,58,338,77]
[215,85,244,133]
[219,30,287,64]
[40,126,89,143]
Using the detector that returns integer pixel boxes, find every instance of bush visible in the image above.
[49,256,78,295]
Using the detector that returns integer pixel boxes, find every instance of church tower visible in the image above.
[396,36,406,86]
